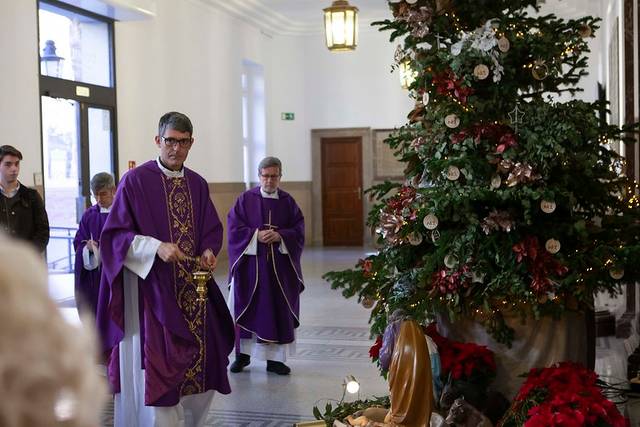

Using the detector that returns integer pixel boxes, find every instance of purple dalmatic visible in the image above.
[227,186,305,344]
[95,160,234,407]
[73,204,109,318]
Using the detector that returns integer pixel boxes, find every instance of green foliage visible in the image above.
[312,396,390,426]
[325,0,640,353]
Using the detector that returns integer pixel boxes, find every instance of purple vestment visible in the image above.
[227,187,305,344]
[73,204,108,318]
[96,160,234,406]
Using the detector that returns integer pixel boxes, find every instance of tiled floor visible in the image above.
[49,247,638,426]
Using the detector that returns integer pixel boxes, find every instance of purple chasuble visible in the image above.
[227,186,304,343]
[95,160,234,406]
[73,204,109,319]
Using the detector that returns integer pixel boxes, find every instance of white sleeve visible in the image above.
[244,229,259,255]
[124,235,162,280]
[82,245,100,270]
[278,238,289,254]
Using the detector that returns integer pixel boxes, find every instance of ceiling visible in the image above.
[202,0,594,37]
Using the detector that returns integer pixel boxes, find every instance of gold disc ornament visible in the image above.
[545,238,561,254]
[407,232,423,246]
[474,64,490,80]
[609,268,624,280]
[540,200,556,214]
[444,254,458,269]
[497,36,510,52]
[578,24,592,38]
[446,165,461,181]
[423,214,439,230]
[490,175,502,189]
[532,60,549,81]
[444,114,460,128]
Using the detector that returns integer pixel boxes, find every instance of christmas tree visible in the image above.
[324,0,640,347]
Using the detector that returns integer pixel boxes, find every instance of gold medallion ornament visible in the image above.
[361,297,375,309]
[423,214,439,230]
[444,114,460,128]
[497,36,510,52]
[545,238,561,254]
[474,64,490,80]
[540,200,556,214]
[490,175,502,189]
[609,268,624,280]
[408,231,423,246]
[446,165,461,181]
[578,24,592,38]
[531,59,549,80]
[422,91,430,105]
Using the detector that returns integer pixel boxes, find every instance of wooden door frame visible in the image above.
[311,128,373,246]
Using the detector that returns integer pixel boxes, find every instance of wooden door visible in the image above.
[321,137,363,245]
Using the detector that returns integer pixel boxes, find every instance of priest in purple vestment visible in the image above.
[96,112,235,427]
[227,156,305,375]
[73,172,115,319]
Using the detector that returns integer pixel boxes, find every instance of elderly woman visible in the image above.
[73,172,116,318]
[0,235,106,426]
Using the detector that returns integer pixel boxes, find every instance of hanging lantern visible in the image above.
[399,59,417,89]
[324,1,359,51]
[40,40,64,78]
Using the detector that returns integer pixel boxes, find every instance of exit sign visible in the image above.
[281,112,295,120]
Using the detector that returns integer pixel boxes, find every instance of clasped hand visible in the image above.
[157,243,217,270]
[258,229,281,244]
[86,239,99,252]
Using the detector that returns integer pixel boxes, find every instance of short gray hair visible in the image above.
[257,157,282,175]
[90,172,115,194]
[158,111,193,137]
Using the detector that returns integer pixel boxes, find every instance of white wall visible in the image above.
[1,1,41,185]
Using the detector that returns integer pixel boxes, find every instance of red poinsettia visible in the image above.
[369,335,383,361]
[432,69,474,104]
[429,265,471,296]
[357,258,374,278]
[450,122,517,153]
[425,323,496,385]
[501,362,628,427]
[512,236,568,294]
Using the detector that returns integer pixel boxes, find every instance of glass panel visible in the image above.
[39,2,112,87]
[87,107,114,201]
[42,95,81,274]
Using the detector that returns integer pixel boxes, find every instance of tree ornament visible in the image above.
[445,114,460,128]
[444,254,458,269]
[531,59,549,81]
[446,165,461,181]
[407,231,423,246]
[609,268,624,280]
[545,238,561,254]
[361,296,376,308]
[405,0,418,4]
[423,213,438,230]
[497,36,510,52]
[490,174,502,189]
[471,271,485,283]
[422,91,430,105]
[474,64,490,80]
[540,200,556,214]
[508,103,525,133]
[431,229,440,242]
[578,24,592,38]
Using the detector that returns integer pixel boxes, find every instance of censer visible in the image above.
[188,256,213,304]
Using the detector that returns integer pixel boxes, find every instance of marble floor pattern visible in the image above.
[48,247,639,426]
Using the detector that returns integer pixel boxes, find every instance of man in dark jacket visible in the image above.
[0,145,49,252]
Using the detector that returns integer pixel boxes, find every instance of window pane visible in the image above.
[88,107,114,199]
[39,2,112,87]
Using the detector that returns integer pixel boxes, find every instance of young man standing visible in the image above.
[0,145,49,253]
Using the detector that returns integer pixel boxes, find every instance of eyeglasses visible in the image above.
[161,136,193,148]
[260,174,281,179]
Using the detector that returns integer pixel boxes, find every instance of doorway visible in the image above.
[321,137,364,246]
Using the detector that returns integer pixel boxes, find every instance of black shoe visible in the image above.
[229,353,250,373]
[266,360,291,375]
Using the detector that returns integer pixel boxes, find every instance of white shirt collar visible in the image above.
[260,188,279,199]
[156,158,184,178]
[99,206,111,213]
[0,182,20,198]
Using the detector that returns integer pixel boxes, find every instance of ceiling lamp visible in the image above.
[323,1,359,51]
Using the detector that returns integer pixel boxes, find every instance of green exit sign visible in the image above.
[281,112,295,120]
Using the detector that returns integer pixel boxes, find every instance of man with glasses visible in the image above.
[73,172,115,320]
[227,156,305,375]
[96,112,234,427]
[0,145,49,253]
